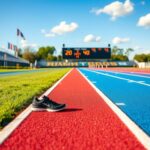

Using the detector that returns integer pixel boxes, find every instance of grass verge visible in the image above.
[0,68,70,128]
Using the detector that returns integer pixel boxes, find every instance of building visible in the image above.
[0,48,29,68]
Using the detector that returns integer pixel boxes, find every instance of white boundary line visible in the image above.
[78,69,150,150]
[0,105,32,145]
[0,68,73,145]
[86,69,150,87]
[93,69,150,79]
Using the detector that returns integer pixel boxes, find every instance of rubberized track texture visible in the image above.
[0,69,145,150]
[91,67,150,74]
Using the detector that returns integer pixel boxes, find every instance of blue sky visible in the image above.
[0,0,150,58]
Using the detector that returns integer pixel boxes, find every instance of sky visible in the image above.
[0,0,150,59]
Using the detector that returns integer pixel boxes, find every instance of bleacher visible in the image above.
[0,49,29,68]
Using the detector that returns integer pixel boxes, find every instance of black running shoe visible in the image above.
[32,95,66,112]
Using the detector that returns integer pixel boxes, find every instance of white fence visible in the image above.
[137,62,150,68]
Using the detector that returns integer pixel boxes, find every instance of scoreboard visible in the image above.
[62,47,111,59]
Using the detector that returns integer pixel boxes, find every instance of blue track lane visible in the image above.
[79,68,150,136]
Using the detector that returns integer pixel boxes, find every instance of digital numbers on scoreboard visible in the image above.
[62,47,111,59]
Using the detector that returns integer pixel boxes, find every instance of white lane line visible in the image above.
[85,69,150,87]
[0,105,32,145]
[128,80,135,83]
[0,68,73,145]
[94,69,150,79]
[130,71,150,75]
[138,81,145,83]
[78,69,150,150]
[116,102,126,106]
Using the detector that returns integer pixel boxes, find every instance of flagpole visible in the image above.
[16,28,26,58]
[16,28,19,57]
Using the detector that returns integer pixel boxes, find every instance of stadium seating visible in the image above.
[0,50,29,68]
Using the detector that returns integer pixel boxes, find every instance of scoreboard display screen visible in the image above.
[62,47,111,59]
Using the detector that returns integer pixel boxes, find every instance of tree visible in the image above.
[57,55,63,61]
[111,54,128,61]
[111,46,128,61]
[22,48,36,63]
[37,46,56,60]
[52,56,57,61]
[111,46,120,55]
[47,54,57,61]
[134,54,150,62]
[125,48,134,57]
[18,48,23,57]
[147,54,150,62]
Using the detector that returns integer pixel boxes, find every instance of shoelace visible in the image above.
[43,96,60,106]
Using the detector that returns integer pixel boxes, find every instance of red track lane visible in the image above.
[0,69,145,150]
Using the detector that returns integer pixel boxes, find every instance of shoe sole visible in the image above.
[31,106,66,112]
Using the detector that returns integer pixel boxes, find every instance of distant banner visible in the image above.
[8,42,18,51]
[46,61,118,67]
[17,28,25,40]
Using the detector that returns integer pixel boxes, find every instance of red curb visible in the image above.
[0,68,145,150]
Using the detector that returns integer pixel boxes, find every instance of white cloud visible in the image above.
[21,40,27,48]
[51,21,78,35]
[42,21,78,38]
[134,46,141,51]
[133,46,150,54]
[20,40,38,49]
[112,37,130,44]
[30,43,38,48]
[95,36,101,42]
[142,50,150,54]
[137,13,150,28]
[84,34,101,43]
[92,0,134,20]
[45,33,55,37]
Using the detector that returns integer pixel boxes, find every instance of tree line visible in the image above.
[134,54,150,62]
[19,46,150,63]
[19,46,63,63]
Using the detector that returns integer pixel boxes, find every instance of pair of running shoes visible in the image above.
[32,95,66,112]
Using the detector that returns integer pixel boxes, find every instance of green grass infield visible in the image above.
[0,68,70,128]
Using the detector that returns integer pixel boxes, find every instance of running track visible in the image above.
[79,68,150,136]
[0,68,148,149]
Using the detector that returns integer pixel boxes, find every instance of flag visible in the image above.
[14,45,18,51]
[20,32,25,40]
[17,28,20,36]
[8,42,13,49]
[8,42,18,51]
[17,28,26,40]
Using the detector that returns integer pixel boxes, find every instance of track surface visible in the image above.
[79,68,150,136]
[94,68,150,74]
[0,69,145,149]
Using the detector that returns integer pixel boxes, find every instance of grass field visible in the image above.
[0,69,30,72]
[0,68,70,128]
